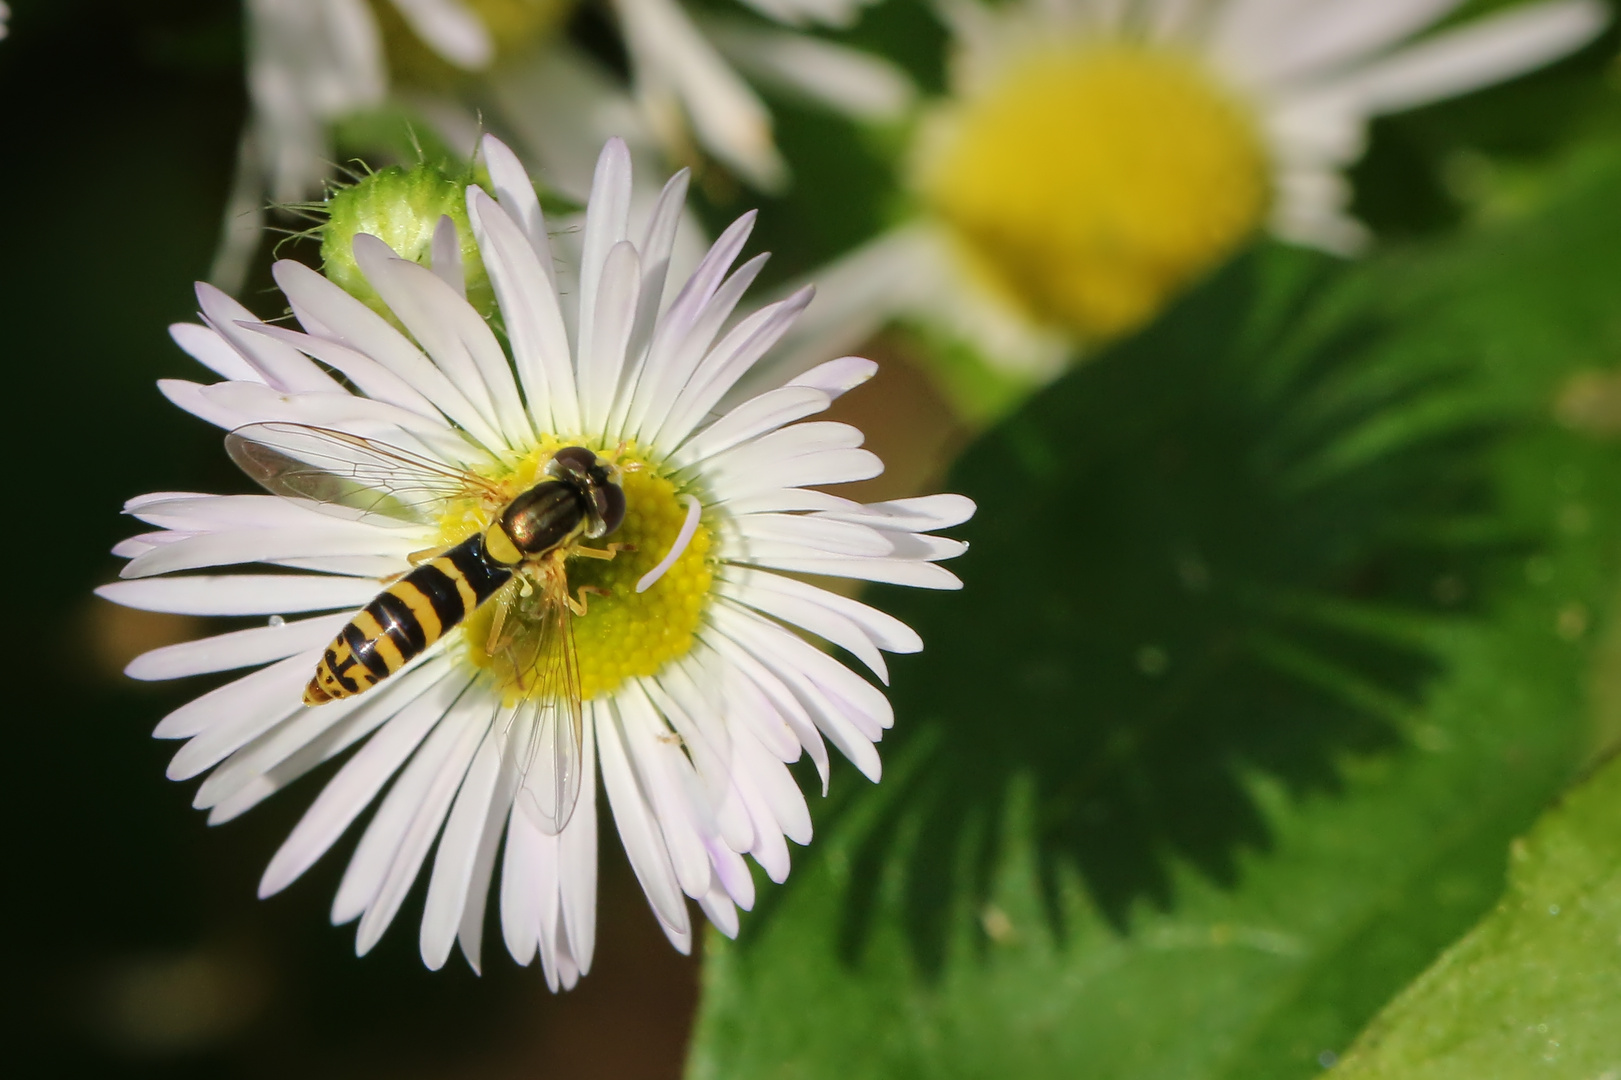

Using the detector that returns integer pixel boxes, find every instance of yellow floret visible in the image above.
[918,43,1270,341]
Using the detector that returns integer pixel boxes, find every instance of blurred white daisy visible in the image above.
[213,0,493,289]
[102,136,972,982]
[216,0,911,290]
[775,0,1609,389]
[1,2,11,41]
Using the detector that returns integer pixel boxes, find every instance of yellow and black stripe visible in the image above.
[305,534,513,705]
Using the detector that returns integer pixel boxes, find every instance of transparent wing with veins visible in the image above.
[225,422,504,527]
[499,562,586,836]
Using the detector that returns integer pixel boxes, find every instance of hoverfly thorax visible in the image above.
[486,446,625,563]
[545,446,626,540]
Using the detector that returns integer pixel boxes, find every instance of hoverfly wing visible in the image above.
[507,570,586,836]
[225,422,501,527]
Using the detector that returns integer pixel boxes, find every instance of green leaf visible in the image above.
[1333,751,1621,1078]
[687,143,1621,1080]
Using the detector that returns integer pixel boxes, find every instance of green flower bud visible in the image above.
[320,161,497,323]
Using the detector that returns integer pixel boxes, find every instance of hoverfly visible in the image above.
[225,421,628,834]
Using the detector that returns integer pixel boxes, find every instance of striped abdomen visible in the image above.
[305,534,513,705]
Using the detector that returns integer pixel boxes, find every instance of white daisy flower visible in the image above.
[102,135,972,983]
[216,0,911,290]
[772,0,1609,385]
[0,2,10,41]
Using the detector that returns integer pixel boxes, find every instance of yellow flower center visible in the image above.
[918,43,1270,340]
[371,0,575,88]
[447,442,713,703]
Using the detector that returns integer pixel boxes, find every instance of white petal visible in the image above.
[733,720,811,848]
[274,259,503,449]
[387,0,493,68]
[701,417,862,480]
[204,659,447,824]
[706,21,914,121]
[717,487,858,516]
[670,384,830,469]
[616,0,786,189]
[1243,0,1464,88]
[736,552,963,590]
[127,612,348,681]
[170,323,260,382]
[245,321,445,420]
[499,801,550,965]
[611,169,692,436]
[97,574,380,616]
[732,0,871,28]
[480,134,550,269]
[152,649,308,742]
[702,630,831,790]
[454,736,518,975]
[193,382,468,461]
[787,355,877,400]
[640,253,773,443]
[421,716,511,970]
[271,554,410,577]
[645,672,749,851]
[698,881,739,938]
[734,513,894,558]
[326,678,479,920]
[624,211,757,441]
[430,214,466,297]
[120,523,420,580]
[716,577,889,682]
[712,647,803,763]
[722,602,893,734]
[596,698,691,938]
[708,839,755,910]
[728,746,792,882]
[816,493,978,532]
[351,234,527,446]
[127,493,339,531]
[723,567,921,653]
[618,684,713,898]
[156,378,250,431]
[654,287,814,448]
[467,187,580,435]
[163,651,316,778]
[196,282,344,395]
[707,446,882,503]
[580,241,642,437]
[1299,0,1608,118]
[352,695,495,953]
[558,712,599,974]
[711,604,886,778]
[576,139,634,425]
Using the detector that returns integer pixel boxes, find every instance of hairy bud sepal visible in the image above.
[320,162,498,323]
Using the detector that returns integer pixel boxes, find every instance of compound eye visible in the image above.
[548,446,597,478]
[594,481,626,537]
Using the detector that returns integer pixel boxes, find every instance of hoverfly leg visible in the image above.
[599,440,640,468]
[572,541,636,561]
[569,584,608,617]
[486,598,511,655]
[379,544,449,585]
